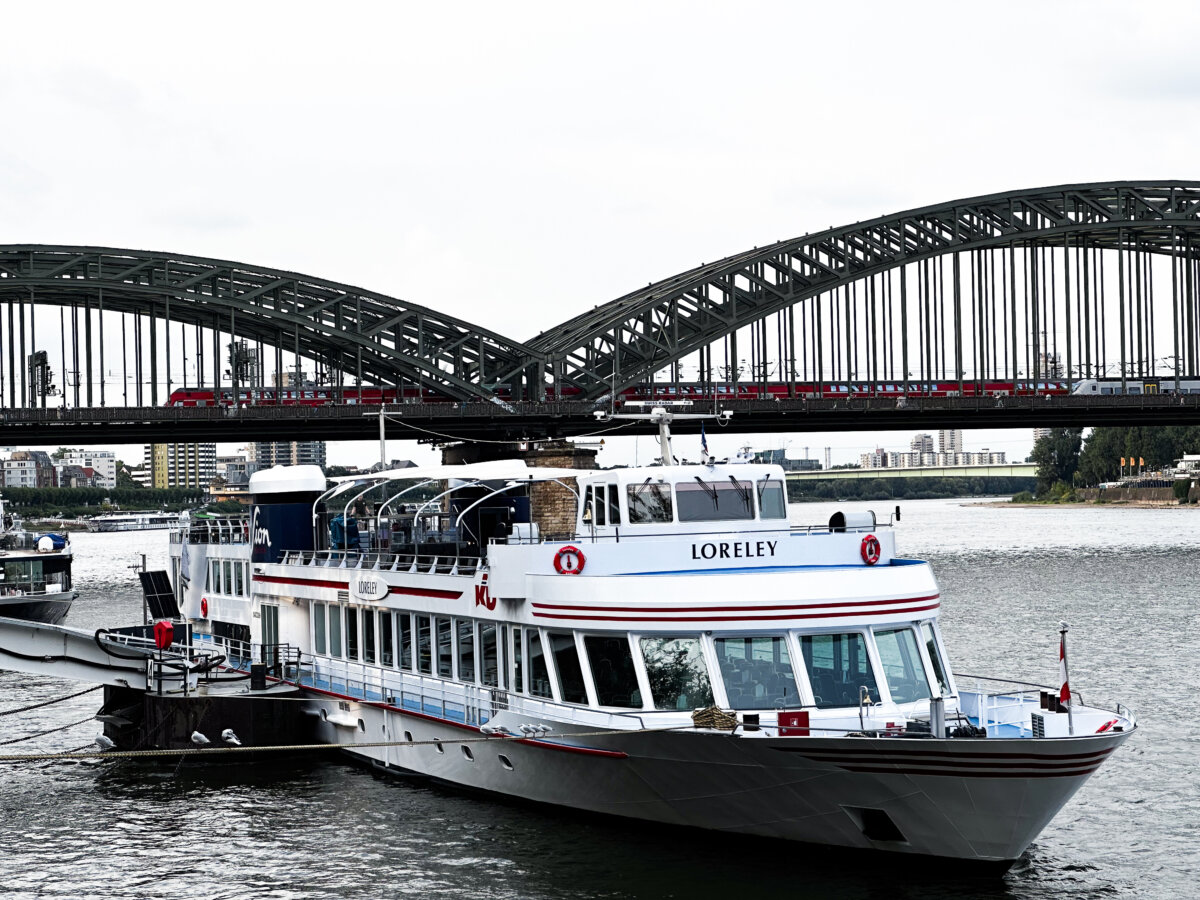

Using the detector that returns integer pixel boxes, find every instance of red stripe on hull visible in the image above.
[254,574,461,600]
[531,593,940,616]
[257,574,348,590]
[389,585,463,600]
[532,602,941,623]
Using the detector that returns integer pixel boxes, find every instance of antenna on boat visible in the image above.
[594,402,731,466]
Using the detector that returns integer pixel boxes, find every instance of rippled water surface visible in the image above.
[1,509,1197,899]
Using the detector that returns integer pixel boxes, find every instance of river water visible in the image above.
[0,504,1195,899]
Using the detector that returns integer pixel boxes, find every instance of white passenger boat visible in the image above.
[89,511,180,533]
[0,499,76,624]
[171,415,1135,868]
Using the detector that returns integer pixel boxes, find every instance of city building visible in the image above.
[57,465,100,488]
[248,441,327,469]
[751,448,822,471]
[146,443,217,488]
[1032,428,1054,443]
[3,451,56,488]
[910,433,934,453]
[55,449,117,488]
[938,429,963,454]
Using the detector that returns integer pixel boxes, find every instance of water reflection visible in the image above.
[0,510,1193,897]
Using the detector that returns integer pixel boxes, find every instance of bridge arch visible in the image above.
[0,245,538,406]
[533,181,1200,399]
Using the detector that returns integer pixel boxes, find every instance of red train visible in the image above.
[166,379,1070,408]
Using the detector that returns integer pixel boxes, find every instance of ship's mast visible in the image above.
[595,402,730,466]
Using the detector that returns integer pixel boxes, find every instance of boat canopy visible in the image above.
[329,459,594,485]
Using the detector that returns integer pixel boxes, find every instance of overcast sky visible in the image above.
[4,1,1194,468]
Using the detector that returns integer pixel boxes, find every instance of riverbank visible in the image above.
[970,499,1194,509]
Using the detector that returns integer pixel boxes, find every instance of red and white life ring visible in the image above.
[860,535,881,566]
[553,545,586,575]
[200,597,209,618]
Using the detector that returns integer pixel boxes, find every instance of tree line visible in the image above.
[1032,425,1200,498]
[3,486,205,518]
[788,476,1035,503]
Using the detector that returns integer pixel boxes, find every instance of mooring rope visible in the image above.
[0,684,103,717]
[0,715,97,746]
[0,724,697,764]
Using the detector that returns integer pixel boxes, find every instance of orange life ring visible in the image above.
[860,534,881,566]
[553,545,586,575]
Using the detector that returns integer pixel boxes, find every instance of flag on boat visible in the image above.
[1058,629,1071,707]
[701,423,709,457]
[1139,457,1145,467]
[1120,457,1126,467]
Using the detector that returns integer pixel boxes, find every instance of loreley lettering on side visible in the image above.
[691,540,777,560]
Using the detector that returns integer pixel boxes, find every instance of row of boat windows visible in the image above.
[206,559,249,597]
[587,478,788,526]
[310,604,951,710]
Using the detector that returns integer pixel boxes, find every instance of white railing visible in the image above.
[279,549,480,576]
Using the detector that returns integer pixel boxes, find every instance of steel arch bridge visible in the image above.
[533,180,1200,399]
[3,180,1200,421]
[0,246,538,406]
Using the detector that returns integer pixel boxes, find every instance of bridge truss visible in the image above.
[3,181,1200,424]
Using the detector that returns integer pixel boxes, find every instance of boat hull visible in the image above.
[304,696,1133,864]
[0,591,73,624]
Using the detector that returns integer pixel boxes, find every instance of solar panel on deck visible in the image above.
[139,570,181,620]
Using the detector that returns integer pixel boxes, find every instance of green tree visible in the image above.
[1031,429,1083,497]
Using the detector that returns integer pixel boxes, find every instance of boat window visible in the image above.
[380,611,394,667]
[593,485,607,526]
[314,602,327,655]
[205,562,211,592]
[329,605,343,658]
[211,560,220,593]
[526,629,553,698]
[436,617,453,678]
[639,636,714,710]
[223,561,233,595]
[548,632,588,704]
[607,484,621,525]
[234,562,245,596]
[512,627,524,693]
[757,479,788,520]
[874,628,933,703]
[581,487,594,524]
[346,608,360,661]
[457,619,476,683]
[800,633,879,709]
[363,610,376,665]
[920,622,950,696]
[585,635,641,708]
[480,623,500,687]
[627,480,673,524]
[416,615,432,674]
[399,613,413,670]
[676,478,753,522]
[714,636,802,709]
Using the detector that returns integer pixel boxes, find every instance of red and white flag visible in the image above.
[1058,629,1071,707]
